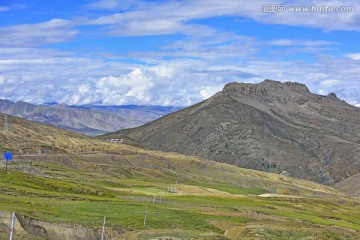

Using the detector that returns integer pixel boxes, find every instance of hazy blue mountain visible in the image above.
[0,99,182,136]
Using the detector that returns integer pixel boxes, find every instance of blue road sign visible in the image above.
[4,152,13,161]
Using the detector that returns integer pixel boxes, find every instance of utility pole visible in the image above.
[101,216,106,240]
[9,212,15,240]
[3,113,8,133]
[152,194,155,205]
[143,207,148,226]
[29,159,32,173]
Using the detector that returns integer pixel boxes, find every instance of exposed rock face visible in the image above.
[106,80,360,184]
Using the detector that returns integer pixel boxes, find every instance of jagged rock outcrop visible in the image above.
[102,80,360,184]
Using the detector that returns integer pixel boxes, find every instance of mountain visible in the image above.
[0,99,180,136]
[81,104,182,125]
[101,80,360,184]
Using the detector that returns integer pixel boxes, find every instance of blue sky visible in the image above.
[0,0,359,106]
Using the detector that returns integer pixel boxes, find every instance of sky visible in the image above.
[0,0,359,107]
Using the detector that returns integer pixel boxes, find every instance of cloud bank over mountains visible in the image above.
[0,0,359,106]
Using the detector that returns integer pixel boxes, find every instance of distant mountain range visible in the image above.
[102,80,360,184]
[0,99,181,136]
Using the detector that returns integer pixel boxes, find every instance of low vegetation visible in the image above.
[0,150,359,239]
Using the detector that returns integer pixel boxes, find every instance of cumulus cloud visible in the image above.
[1,48,359,107]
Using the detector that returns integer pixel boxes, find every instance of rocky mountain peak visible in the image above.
[222,79,310,104]
[223,79,310,94]
[327,92,338,98]
[283,81,310,93]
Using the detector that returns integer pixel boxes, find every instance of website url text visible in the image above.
[262,5,355,13]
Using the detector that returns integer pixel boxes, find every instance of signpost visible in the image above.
[4,152,12,173]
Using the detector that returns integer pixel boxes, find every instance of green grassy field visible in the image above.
[0,151,359,240]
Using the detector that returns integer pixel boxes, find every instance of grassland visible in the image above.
[0,150,359,240]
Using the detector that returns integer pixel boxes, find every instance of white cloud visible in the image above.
[1,48,360,107]
[260,0,360,31]
[85,0,360,35]
[200,86,223,100]
[0,0,359,107]
[0,75,5,85]
[85,0,138,10]
[1,0,358,47]
[0,3,25,12]
[320,79,341,87]
[318,89,327,95]
[86,0,121,10]
[268,39,338,46]
[345,53,360,60]
[109,19,188,36]
[0,19,78,47]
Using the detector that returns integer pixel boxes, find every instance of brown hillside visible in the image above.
[334,173,360,197]
[102,80,360,184]
[0,114,124,154]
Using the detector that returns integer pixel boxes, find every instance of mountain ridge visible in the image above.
[0,99,181,136]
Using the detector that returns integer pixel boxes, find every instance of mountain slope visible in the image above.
[0,114,127,154]
[1,110,360,239]
[334,173,360,197]
[102,80,360,184]
[0,113,341,197]
[0,100,180,136]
